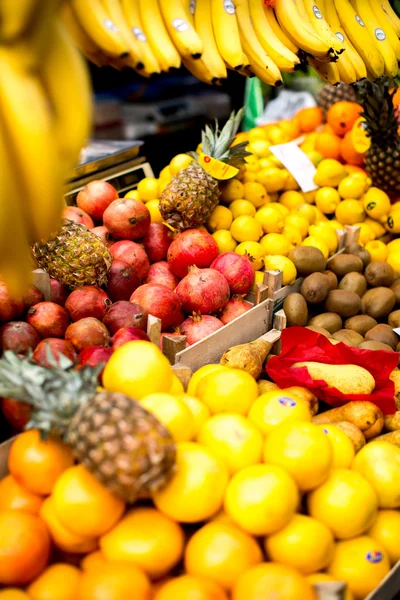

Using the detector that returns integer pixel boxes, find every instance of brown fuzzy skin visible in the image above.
[313,401,384,440]
[369,430,400,447]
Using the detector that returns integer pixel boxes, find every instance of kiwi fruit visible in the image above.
[283,293,308,327]
[361,287,396,320]
[323,270,338,291]
[345,243,371,268]
[301,272,330,304]
[365,324,399,349]
[308,313,342,334]
[288,247,326,276]
[358,341,394,352]
[328,254,364,277]
[388,310,400,329]
[306,325,331,338]
[390,280,400,304]
[332,329,364,347]
[324,289,361,318]
[338,272,367,297]
[364,262,395,288]
[344,315,378,336]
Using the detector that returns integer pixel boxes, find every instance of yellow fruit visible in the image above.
[263,255,297,285]
[282,225,302,248]
[387,252,400,276]
[328,219,344,231]
[368,510,400,566]
[224,464,299,536]
[282,172,300,191]
[264,514,335,575]
[315,187,341,215]
[124,189,139,200]
[308,469,378,539]
[0,592,31,600]
[386,211,400,233]
[284,214,309,238]
[257,168,288,192]
[364,240,388,262]
[314,159,347,187]
[242,172,257,183]
[365,218,386,238]
[220,179,245,204]
[103,341,172,399]
[317,425,355,468]
[230,216,263,242]
[268,125,290,145]
[159,177,171,193]
[243,182,269,208]
[146,199,162,223]
[279,191,304,210]
[271,202,289,217]
[235,241,266,271]
[258,157,275,169]
[212,230,237,253]
[248,391,311,436]
[328,536,390,600]
[305,150,324,166]
[314,208,329,222]
[197,414,263,474]
[352,441,400,508]
[170,374,184,394]
[174,394,209,437]
[187,365,227,397]
[248,128,268,142]
[229,199,256,219]
[233,563,317,600]
[293,204,317,224]
[309,223,338,254]
[302,236,330,260]
[263,422,332,492]
[159,166,171,179]
[301,190,316,204]
[169,154,193,176]
[245,161,261,174]
[335,200,365,225]
[338,176,368,199]
[207,206,233,232]
[153,442,229,523]
[247,140,271,158]
[140,393,195,442]
[196,368,259,415]
[251,270,266,292]
[387,238,400,254]
[363,187,391,221]
[255,205,284,234]
[137,177,160,201]
[353,222,375,245]
[27,564,81,600]
[260,233,292,257]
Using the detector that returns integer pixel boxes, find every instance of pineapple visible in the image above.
[317,82,357,116]
[0,351,176,503]
[32,219,112,290]
[159,108,250,231]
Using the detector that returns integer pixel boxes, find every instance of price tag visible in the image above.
[351,117,371,153]
[269,142,318,192]
[198,153,239,180]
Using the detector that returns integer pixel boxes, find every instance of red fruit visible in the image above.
[77,346,113,382]
[175,267,230,315]
[106,260,141,302]
[131,283,184,332]
[50,279,69,307]
[91,226,115,248]
[180,314,223,346]
[210,252,254,295]
[109,240,150,281]
[65,286,111,322]
[23,286,45,310]
[103,301,147,335]
[63,206,94,229]
[111,327,150,350]
[167,229,219,278]
[1,398,31,431]
[143,223,172,263]
[219,295,252,325]
[27,302,70,339]
[0,282,24,322]
[33,338,78,367]
[103,198,151,240]
[65,318,110,352]
[0,322,40,354]
[76,180,119,220]
[145,261,179,290]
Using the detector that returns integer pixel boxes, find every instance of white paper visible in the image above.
[269,141,318,193]
[256,90,316,126]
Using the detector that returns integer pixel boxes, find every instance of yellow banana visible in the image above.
[210,0,243,70]
[301,0,345,55]
[334,50,358,85]
[120,0,161,74]
[101,0,146,69]
[138,0,181,71]
[194,0,227,79]
[158,0,203,59]
[381,0,400,37]
[0,0,40,41]
[334,0,385,79]
[61,3,109,67]
[263,5,299,55]
[308,56,341,85]
[248,0,300,72]
[182,56,221,84]
[369,0,400,60]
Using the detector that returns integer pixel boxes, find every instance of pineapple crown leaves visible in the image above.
[200,107,251,165]
[355,76,398,145]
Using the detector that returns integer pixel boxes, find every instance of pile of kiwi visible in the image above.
[284,245,400,353]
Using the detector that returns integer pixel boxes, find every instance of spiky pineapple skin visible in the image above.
[365,144,400,194]
[317,82,357,115]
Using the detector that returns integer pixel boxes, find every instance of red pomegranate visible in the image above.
[180,314,224,346]
[76,180,119,220]
[103,301,147,335]
[0,322,40,354]
[131,283,184,332]
[143,223,172,263]
[210,252,254,295]
[145,261,179,290]
[175,268,230,315]
[109,240,150,281]
[106,260,141,302]
[103,198,151,240]
[111,327,150,350]
[27,302,70,339]
[23,286,45,310]
[33,338,78,367]
[167,229,219,278]
[65,286,111,322]
[0,282,24,322]
[91,226,115,248]
[77,347,113,382]
[63,206,94,229]
[50,278,69,307]
[219,296,252,325]
[65,318,110,352]
[1,398,31,431]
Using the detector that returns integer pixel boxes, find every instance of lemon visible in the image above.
[309,223,338,254]
[242,172,258,183]
[368,510,400,566]
[282,172,300,191]
[247,140,271,158]
[248,127,268,142]
[305,150,324,166]
[263,255,297,285]
[267,125,290,145]
[315,187,341,215]
[265,514,335,575]
[364,240,388,262]
[169,153,193,176]
[229,199,256,219]
[197,414,263,474]
[284,214,309,238]
[314,208,329,222]
[387,238,400,254]
[255,205,285,234]
[220,179,244,204]
[257,167,288,192]
[279,190,304,210]
[177,393,210,437]
[293,204,317,224]
[212,230,237,253]
[328,219,345,231]
[145,199,162,223]
[137,177,160,201]
[159,177,171,192]
[243,181,269,207]
[302,236,330,260]
[124,189,139,200]
[207,205,233,232]
[314,159,347,187]
[306,574,354,600]
[235,241,266,271]
[338,175,368,199]
[140,392,195,443]
[258,157,275,169]
[244,161,261,174]
[244,153,259,165]
[387,252,400,274]
[271,203,289,218]
[224,464,299,536]
[301,190,316,204]
[282,224,302,247]
[196,368,259,415]
[352,441,400,508]
[187,364,227,397]
[159,165,171,179]
[260,233,292,256]
[248,391,311,436]
[385,211,400,234]
[365,218,386,238]
[317,425,355,468]
[263,421,332,492]
[251,270,266,292]
[170,374,184,394]
[363,187,391,221]
[230,215,263,242]
[354,222,375,245]
[335,199,365,225]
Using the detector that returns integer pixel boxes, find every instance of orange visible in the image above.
[184,521,262,590]
[340,132,365,166]
[52,465,125,538]
[0,591,31,600]
[296,107,323,133]
[77,563,151,600]
[0,474,43,515]
[154,575,228,600]
[368,510,400,566]
[100,507,185,579]
[232,563,317,600]
[81,551,108,571]
[315,133,341,160]
[8,430,74,496]
[327,102,362,137]
[28,564,81,600]
[0,510,51,585]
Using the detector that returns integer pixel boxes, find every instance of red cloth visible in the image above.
[267,327,398,414]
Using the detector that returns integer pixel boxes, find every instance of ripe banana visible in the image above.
[0,0,40,41]
[335,50,358,85]
[369,0,400,61]
[210,0,243,70]
[301,0,345,55]
[158,0,203,60]
[194,0,227,79]
[138,0,181,71]
[101,0,147,69]
[248,0,300,72]
[263,4,298,55]
[308,56,341,85]
[120,0,161,75]
[381,0,400,37]
[61,3,109,67]
[182,56,221,84]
